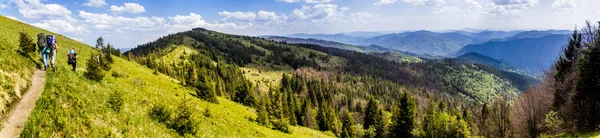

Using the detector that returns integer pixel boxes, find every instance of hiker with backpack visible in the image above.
[37,33,50,71]
[47,35,57,71]
[67,48,77,72]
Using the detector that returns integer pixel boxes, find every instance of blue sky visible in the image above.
[1,0,599,48]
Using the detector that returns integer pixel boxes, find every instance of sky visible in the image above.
[1,0,599,48]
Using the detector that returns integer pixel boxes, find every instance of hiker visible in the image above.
[40,45,50,71]
[67,48,77,71]
[47,35,57,71]
[37,33,49,71]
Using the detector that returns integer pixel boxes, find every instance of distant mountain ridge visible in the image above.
[453,34,570,76]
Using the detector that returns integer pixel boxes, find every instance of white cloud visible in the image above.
[31,19,89,34]
[0,3,8,9]
[219,11,257,21]
[9,0,72,20]
[305,0,333,3]
[110,3,146,14]
[276,0,301,3]
[552,0,577,9]
[403,0,445,6]
[464,0,482,8]
[79,11,165,31]
[433,6,460,14]
[483,0,539,17]
[82,0,107,7]
[374,0,398,5]
[276,0,331,3]
[490,0,538,5]
[349,12,378,22]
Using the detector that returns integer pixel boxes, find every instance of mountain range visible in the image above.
[281,29,572,76]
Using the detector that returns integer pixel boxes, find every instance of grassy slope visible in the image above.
[0,15,331,137]
[0,16,42,121]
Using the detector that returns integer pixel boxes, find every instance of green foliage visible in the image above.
[193,80,218,103]
[423,100,471,138]
[553,30,582,109]
[341,111,355,138]
[271,118,291,133]
[107,91,124,112]
[84,55,105,81]
[149,104,171,123]
[18,32,36,55]
[170,101,197,136]
[542,111,563,134]
[574,22,600,131]
[390,92,416,138]
[363,98,385,138]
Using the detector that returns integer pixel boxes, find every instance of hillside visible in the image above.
[363,31,466,56]
[129,28,537,105]
[286,33,364,45]
[455,52,516,73]
[266,36,422,63]
[0,15,332,137]
[453,34,570,76]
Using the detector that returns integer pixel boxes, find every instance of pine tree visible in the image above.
[574,23,600,131]
[18,32,35,55]
[341,111,355,138]
[553,30,583,109]
[364,98,379,129]
[390,93,416,138]
[96,37,104,49]
[84,55,105,81]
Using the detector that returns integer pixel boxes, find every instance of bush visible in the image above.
[84,55,105,81]
[170,102,196,136]
[18,32,35,55]
[108,91,124,112]
[149,104,171,123]
[203,107,212,118]
[542,111,564,134]
[271,118,291,133]
[148,101,197,136]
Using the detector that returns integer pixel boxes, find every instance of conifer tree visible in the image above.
[553,30,583,109]
[574,22,600,130]
[390,93,416,138]
[18,32,35,55]
[341,111,355,138]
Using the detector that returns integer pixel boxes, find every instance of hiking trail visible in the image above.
[0,70,46,138]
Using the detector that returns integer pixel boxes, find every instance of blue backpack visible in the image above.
[46,35,56,49]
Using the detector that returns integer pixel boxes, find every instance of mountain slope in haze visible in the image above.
[266,36,423,62]
[363,30,467,56]
[453,34,570,76]
[0,15,331,137]
[455,52,515,73]
[286,33,364,45]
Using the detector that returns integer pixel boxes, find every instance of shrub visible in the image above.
[149,104,171,123]
[149,101,197,136]
[170,102,196,136]
[18,32,35,55]
[542,111,564,134]
[203,107,212,118]
[84,55,105,81]
[108,91,124,112]
[271,118,291,133]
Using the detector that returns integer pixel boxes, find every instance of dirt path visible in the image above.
[0,70,45,138]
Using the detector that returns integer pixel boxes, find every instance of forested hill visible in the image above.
[123,27,543,137]
[127,28,535,104]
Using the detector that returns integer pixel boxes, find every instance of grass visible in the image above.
[0,16,41,124]
[0,15,332,137]
[546,131,600,138]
